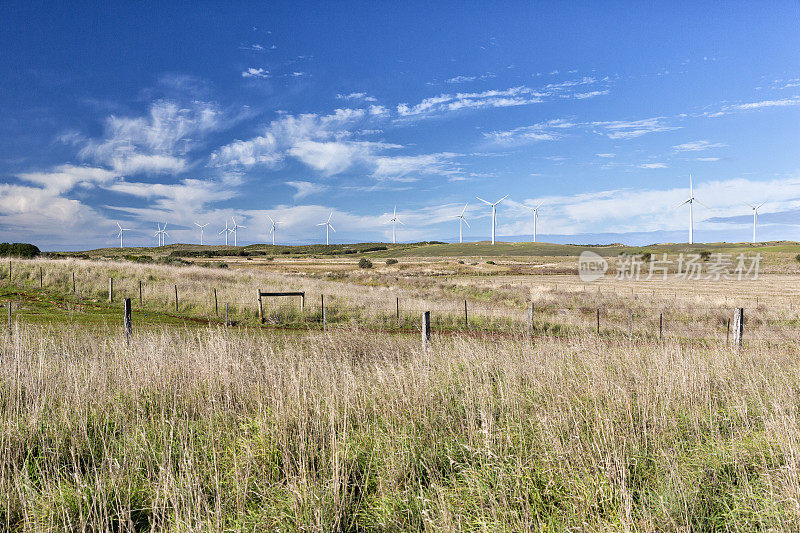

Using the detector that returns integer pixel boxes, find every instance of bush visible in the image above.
[794,254,800,263]
[0,243,40,258]
[385,258,398,266]
[699,250,711,261]
[486,260,495,265]
[358,258,373,269]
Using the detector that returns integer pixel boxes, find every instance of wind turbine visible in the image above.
[676,175,708,244]
[388,206,404,244]
[745,202,765,243]
[154,223,169,247]
[454,203,470,243]
[116,223,131,248]
[475,194,509,245]
[194,222,208,245]
[219,220,230,245]
[267,215,277,245]
[521,201,544,243]
[230,217,245,246]
[154,224,162,246]
[317,212,335,245]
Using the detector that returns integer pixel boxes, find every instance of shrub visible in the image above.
[486,260,495,265]
[641,252,652,263]
[458,260,465,264]
[0,243,40,258]
[794,254,800,263]
[358,258,373,269]
[699,250,711,261]
[385,258,398,266]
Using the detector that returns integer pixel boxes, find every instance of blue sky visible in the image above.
[2,1,799,249]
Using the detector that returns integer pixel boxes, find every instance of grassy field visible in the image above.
[2,250,800,529]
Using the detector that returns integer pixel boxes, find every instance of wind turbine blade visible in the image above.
[463,219,470,228]
[219,228,227,234]
[744,202,755,209]
[117,222,122,230]
[676,198,691,208]
[397,219,405,225]
[495,194,509,205]
[267,215,274,224]
[328,225,336,232]
[694,199,710,209]
[393,206,396,217]
[535,201,544,209]
[317,222,327,226]
[475,196,492,206]
[756,202,766,210]
[327,212,333,222]
[461,203,468,216]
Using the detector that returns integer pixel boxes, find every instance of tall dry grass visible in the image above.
[1,321,798,530]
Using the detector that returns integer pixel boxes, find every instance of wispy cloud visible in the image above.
[397,87,545,117]
[591,117,680,139]
[337,92,378,102]
[483,119,576,145]
[672,140,727,152]
[445,73,496,84]
[242,67,270,79]
[638,162,667,169]
[285,180,328,200]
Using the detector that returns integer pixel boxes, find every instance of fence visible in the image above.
[0,260,786,347]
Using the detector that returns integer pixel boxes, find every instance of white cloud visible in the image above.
[483,118,575,145]
[696,157,721,162]
[287,140,371,176]
[17,165,118,193]
[596,153,615,158]
[285,180,328,200]
[638,163,667,169]
[242,68,270,79]
[445,73,496,84]
[731,97,800,110]
[672,140,727,152]
[336,92,378,102]
[591,117,680,139]
[371,152,461,180]
[397,86,545,117]
[573,89,609,99]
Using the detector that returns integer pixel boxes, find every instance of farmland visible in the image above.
[2,243,800,530]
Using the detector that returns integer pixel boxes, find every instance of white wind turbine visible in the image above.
[454,203,470,243]
[388,206,404,244]
[219,220,230,245]
[317,212,335,245]
[475,194,509,245]
[267,215,277,246]
[116,222,131,248]
[521,201,544,243]
[676,175,706,244]
[745,202,766,244]
[230,217,245,246]
[154,223,169,247]
[194,222,208,245]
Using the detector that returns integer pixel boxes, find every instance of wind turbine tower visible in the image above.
[475,194,509,245]
[230,217,245,246]
[116,223,131,248]
[317,212,336,245]
[388,206,404,244]
[522,201,544,243]
[267,216,277,246]
[454,204,470,243]
[677,175,706,244]
[219,220,230,246]
[194,222,209,245]
[746,202,765,244]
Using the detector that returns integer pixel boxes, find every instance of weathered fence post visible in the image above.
[527,302,534,340]
[464,300,468,327]
[726,318,730,344]
[72,272,76,293]
[174,285,178,313]
[301,293,305,313]
[596,308,600,335]
[321,294,326,332]
[422,311,431,348]
[659,312,663,342]
[138,280,143,307]
[732,308,744,348]
[39,266,43,289]
[258,290,264,324]
[213,288,218,316]
[109,278,114,303]
[123,298,132,342]
[396,297,400,326]
[7,260,10,283]
[225,303,229,328]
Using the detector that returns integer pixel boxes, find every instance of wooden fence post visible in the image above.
[109,278,113,303]
[732,308,744,348]
[225,303,229,328]
[72,272,76,294]
[7,260,10,283]
[726,318,730,344]
[39,266,43,289]
[214,288,218,316]
[123,298,132,342]
[7,302,11,337]
[422,311,431,349]
[174,285,178,313]
[659,312,663,342]
[321,294,326,332]
[396,297,400,326]
[301,293,305,313]
[527,302,534,340]
[258,290,264,324]
[464,300,468,327]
